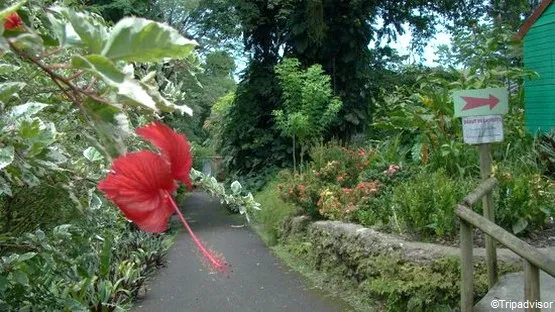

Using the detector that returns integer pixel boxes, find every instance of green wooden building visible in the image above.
[517,0,555,133]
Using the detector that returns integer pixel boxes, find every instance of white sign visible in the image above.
[462,115,504,144]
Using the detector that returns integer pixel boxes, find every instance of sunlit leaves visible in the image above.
[51,7,107,54]
[0,175,12,196]
[72,55,193,115]
[0,146,15,170]
[101,17,198,63]
[7,102,48,121]
[0,82,26,103]
[46,12,83,48]
[0,63,19,76]
[83,147,104,163]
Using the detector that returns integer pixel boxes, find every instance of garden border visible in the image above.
[281,216,555,265]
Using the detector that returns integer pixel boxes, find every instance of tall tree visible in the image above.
[79,0,160,23]
[487,0,541,30]
[221,0,485,174]
[153,0,242,53]
[164,50,237,143]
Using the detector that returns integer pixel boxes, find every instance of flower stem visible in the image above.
[166,192,227,272]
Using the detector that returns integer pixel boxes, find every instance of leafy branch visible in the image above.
[7,41,110,107]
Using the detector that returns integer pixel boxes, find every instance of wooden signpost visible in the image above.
[453,87,509,289]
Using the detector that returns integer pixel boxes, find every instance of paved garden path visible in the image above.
[133,191,351,312]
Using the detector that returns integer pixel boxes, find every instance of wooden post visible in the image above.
[524,260,541,312]
[461,219,474,312]
[479,144,498,288]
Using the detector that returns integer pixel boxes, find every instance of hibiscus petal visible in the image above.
[121,201,173,232]
[98,151,177,232]
[136,121,193,188]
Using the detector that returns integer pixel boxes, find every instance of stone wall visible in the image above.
[282,216,555,265]
[278,216,555,311]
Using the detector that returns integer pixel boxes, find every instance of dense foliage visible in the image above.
[0,0,553,310]
[266,18,554,239]
[0,1,255,309]
[215,0,544,176]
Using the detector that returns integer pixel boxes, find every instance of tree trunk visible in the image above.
[300,144,304,177]
[293,135,297,175]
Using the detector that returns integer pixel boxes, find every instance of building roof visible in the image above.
[517,0,553,39]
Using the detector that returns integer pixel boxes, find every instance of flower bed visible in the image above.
[273,141,554,239]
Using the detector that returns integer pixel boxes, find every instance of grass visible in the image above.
[252,180,299,246]
[251,181,362,311]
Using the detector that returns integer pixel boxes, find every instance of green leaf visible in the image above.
[0,276,8,293]
[85,100,119,123]
[0,1,26,20]
[83,147,104,162]
[231,181,242,195]
[71,54,125,83]
[89,192,102,210]
[0,64,20,76]
[7,102,48,120]
[63,299,88,312]
[17,252,36,262]
[102,17,197,62]
[0,176,12,197]
[99,236,112,278]
[21,168,39,187]
[11,33,44,56]
[72,55,158,111]
[11,270,29,286]
[0,146,14,170]
[19,119,41,138]
[53,7,107,54]
[141,81,193,116]
[46,148,68,164]
[0,82,26,102]
[512,217,528,235]
[53,224,72,238]
[46,11,84,49]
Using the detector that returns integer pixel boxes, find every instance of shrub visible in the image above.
[355,164,416,228]
[317,182,380,221]
[310,141,374,188]
[0,207,172,310]
[493,167,554,235]
[390,169,476,237]
[359,163,416,190]
[536,129,555,178]
[276,169,325,218]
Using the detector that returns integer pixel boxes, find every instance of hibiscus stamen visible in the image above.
[166,192,228,273]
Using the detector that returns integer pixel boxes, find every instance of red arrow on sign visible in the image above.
[461,95,499,111]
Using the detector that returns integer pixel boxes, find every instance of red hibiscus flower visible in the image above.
[136,121,193,188]
[4,12,23,30]
[98,151,177,232]
[98,122,227,273]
